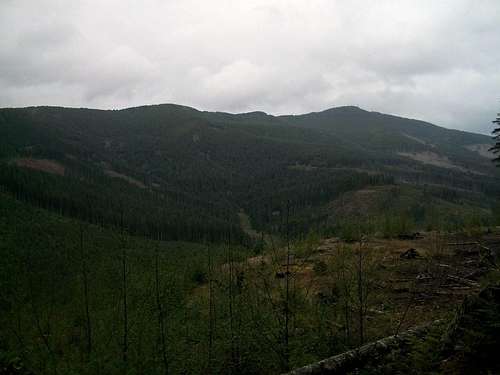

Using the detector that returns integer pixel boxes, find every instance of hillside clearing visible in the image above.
[13,158,66,176]
[398,151,467,172]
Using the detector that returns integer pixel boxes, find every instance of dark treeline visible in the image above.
[0,158,402,244]
[0,165,246,244]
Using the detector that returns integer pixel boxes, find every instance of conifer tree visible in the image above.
[491,112,500,166]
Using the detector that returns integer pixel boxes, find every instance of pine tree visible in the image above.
[491,112,500,166]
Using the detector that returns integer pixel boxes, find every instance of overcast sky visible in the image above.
[1,0,499,134]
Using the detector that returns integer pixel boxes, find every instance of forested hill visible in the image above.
[0,104,499,242]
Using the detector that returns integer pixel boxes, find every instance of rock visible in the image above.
[400,248,421,259]
[398,232,423,240]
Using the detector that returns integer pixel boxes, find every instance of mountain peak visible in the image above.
[322,105,365,112]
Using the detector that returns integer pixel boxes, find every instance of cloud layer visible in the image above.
[1,0,499,133]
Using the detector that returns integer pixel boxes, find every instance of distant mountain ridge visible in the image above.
[0,103,498,241]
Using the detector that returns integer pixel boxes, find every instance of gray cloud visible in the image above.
[1,0,499,134]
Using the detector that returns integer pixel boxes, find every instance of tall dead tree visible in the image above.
[23,221,58,375]
[79,223,92,359]
[356,238,365,345]
[334,244,353,346]
[120,206,129,368]
[283,201,292,371]
[226,233,239,373]
[155,234,169,375]
[207,241,215,374]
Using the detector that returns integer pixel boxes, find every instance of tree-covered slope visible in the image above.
[0,104,498,241]
[0,191,252,374]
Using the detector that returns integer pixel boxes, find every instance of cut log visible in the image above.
[447,275,480,288]
[285,321,441,375]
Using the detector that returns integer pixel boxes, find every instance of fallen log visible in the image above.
[447,242,479,246]
[447,275,480,288]
[285,321,441,375]
[463,269,487,280]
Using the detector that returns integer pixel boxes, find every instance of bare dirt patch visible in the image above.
[326,185,391,217]
[14,158,65,176]
[398,151,468,172]
[465,143,494,159]
[293,231,499,330]
[104,169,146,188]
[238,210,261,239]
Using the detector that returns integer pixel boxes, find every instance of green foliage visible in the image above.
[441,282,500,374]
[1,104,499,373]
[0,192,410,374]
[313,260,328,276]
[338,220,363,242]
[381,214,414,238]
[0,104,498,242]
[252,238,265,255]
[0,193,251,374]
[191,267,207,285]
[493,201,500,225]
[0,352,33,375]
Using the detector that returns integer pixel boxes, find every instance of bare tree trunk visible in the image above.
[357,239,364,346]
[284,201,291,371]
[342,265,351,345]
[12,273,28,360]
[26,256,57,375]
[79,223,92,359]
[395,284,416,336]
[120,208,129,369]
[155,237,169,375]
[227,241,236,373]
[207,242,214,374]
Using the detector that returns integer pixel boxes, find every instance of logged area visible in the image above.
[1,191,499,374]
[0,104,499,374]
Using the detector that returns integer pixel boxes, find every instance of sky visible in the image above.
[1,0,499,134]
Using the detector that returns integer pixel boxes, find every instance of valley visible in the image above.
[3,1,500,373]
[0,104,499,374]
